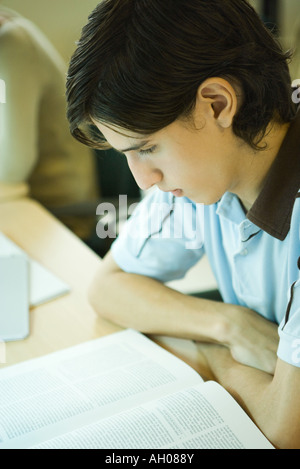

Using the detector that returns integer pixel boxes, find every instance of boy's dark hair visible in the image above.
[66,0,297,151]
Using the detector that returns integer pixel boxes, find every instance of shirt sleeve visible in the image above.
[111,189,205,283]
[278,203,300,367]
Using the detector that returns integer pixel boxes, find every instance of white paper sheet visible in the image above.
[0,232,70,307]
[0,254,29,340]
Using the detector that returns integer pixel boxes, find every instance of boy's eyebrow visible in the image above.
[118,140,150,153]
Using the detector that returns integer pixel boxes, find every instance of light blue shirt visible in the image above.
[111,111,300,368]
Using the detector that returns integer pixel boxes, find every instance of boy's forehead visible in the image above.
[93,118,190,151]
[93,120,151,151]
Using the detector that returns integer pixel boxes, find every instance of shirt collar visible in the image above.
[247,109,300,241]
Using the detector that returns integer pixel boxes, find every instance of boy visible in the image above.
[66,0,300,448]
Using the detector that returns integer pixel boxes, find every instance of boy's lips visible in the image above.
[171,189,183,197]
[158,187,184,197]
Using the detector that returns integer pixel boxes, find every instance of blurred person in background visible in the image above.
[0,6,99,241]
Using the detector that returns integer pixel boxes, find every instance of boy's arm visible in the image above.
[89,251,279,374]
[197,343,300,449]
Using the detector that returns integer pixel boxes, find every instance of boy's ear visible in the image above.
[197,78,238,129]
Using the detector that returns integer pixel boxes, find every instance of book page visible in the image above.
[0,330,202,449]
[31,382,273,449]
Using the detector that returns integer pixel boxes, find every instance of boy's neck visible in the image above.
[234,121,291,212]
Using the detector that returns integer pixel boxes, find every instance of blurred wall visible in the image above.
[279,0,300,80]
[1,0,100,63]
[280,0,299,45]
[248,0,300,79]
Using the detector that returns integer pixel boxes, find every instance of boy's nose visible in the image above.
[127,157,163,191]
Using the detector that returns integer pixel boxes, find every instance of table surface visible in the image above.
[0,198,213,380]
[0,182,29,203]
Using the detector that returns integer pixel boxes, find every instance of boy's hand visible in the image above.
[225,305,279,374]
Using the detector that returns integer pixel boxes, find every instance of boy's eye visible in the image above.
[138,145,157,156]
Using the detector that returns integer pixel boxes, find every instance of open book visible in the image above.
[0,329,273,449]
